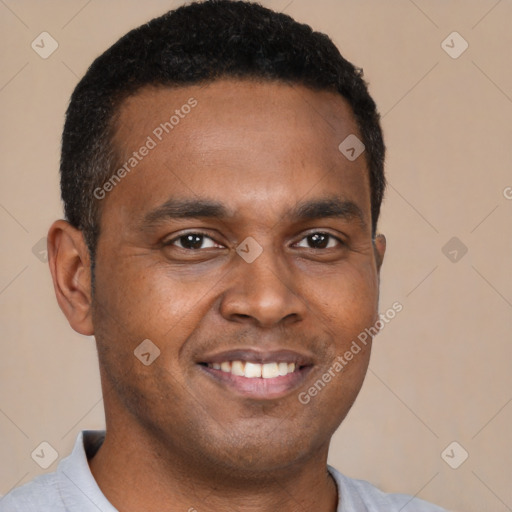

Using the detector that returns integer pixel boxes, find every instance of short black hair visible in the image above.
[61,0,385,264]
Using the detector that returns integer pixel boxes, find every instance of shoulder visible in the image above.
[0,472,63,512]
[0,430,109,512]
[328,465,450,512]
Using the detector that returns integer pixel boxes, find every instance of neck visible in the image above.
[88,424,339,512]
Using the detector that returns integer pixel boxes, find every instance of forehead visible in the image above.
[114,79,361,149]
[104,79,370,227]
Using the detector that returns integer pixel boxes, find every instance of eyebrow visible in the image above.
[290,197,366,228]
[140,196,367,230]
[141,198,231,228]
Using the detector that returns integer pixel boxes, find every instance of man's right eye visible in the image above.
[165,232,222,250]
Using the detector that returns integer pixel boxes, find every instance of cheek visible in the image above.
[93,255,213,340]
[311,259,379,336]
[303,264,377,419]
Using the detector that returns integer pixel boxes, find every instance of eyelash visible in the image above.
[164,231,345,251]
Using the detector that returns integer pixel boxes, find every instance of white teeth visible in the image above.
[209,360,299,378]
[262,362,280,378]
[231,360,245,376]
[244,362,262,378]
[278,362,289,376]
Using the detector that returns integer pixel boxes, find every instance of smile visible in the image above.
[197,349,315,399]
[206,360,298,379]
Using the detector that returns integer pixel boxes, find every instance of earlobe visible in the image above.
[373,233,386,272]
[47,220,95,336]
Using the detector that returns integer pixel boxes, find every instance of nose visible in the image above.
[218,245,307,328]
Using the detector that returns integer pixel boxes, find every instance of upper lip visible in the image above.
[198,348,315,367]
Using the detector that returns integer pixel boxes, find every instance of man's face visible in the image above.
[91,79,385,474]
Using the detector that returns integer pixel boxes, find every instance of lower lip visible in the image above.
[198,364,313,400]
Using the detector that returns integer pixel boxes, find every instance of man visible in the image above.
[0,1,449,510]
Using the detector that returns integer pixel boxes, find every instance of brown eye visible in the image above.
[295,232,342,249]
[169,233,220,250]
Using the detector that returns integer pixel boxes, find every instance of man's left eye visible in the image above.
[295,232,343,250]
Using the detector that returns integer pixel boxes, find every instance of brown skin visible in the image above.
[48,79,386,512]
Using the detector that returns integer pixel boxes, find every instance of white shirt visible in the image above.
[0,430,449,511]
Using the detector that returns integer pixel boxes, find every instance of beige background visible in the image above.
[1,1,511,511]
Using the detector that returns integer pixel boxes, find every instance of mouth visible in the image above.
[196,349,315,400]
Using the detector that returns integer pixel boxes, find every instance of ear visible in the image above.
[373,233,386,273]
[47,220,94,336]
